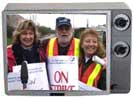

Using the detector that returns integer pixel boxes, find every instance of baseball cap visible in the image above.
[56,17,71,28]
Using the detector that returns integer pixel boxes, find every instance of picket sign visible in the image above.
[8,62,49,90]
[48,56,78,91]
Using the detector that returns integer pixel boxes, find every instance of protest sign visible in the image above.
[8,62,49,90]
[79,81,102,91]
[48,56,78,91]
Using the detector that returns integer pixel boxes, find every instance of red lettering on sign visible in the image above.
[51,85,75,90]
[54,71,68,83]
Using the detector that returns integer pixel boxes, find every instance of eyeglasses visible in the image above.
[57,26,71,31]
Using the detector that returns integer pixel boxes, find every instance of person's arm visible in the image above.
[97,69,106,90]
[7,45,15,72]
[40,39,49,52]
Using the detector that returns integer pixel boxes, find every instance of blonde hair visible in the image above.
[12,20,38,44]
[79,29,106,64]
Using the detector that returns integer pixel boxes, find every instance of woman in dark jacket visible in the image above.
[7,20,45,72]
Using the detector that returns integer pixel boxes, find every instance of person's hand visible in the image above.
[92,55,107,69]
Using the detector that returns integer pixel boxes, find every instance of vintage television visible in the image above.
[2,3,131,95]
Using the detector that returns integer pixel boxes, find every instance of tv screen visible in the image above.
[6,12,110,95]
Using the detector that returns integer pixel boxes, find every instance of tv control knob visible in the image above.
[113,41,130,57]
[113,14,130,31]
[115,17,128,28]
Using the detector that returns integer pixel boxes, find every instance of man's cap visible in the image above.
[56,17,71,28]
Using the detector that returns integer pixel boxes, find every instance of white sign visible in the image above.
[78,81,102,91]
[48,56,78,91]
[8,62,49,90]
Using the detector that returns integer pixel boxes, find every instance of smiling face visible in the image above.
[56,25,73,47]
[81,34,98,57]
[13,20,37,48]
[20,27,35,48]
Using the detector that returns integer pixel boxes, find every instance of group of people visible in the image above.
[7,17,106,90]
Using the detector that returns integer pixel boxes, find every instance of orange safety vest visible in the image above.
[79,62,102,87]
[46,37,80,57]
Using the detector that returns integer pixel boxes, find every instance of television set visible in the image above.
[2,3,131,96]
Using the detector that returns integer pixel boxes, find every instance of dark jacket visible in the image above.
[7,42,45,72]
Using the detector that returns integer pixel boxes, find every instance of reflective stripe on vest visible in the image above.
[74,38,80,56]
[87,64,102,86]
[47,37,79,57]
[48,37,56,57]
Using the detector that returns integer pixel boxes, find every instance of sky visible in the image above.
[19,14,106,30]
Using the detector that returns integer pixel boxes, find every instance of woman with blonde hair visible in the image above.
[7,20,45,72]
[79,29,106,90]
